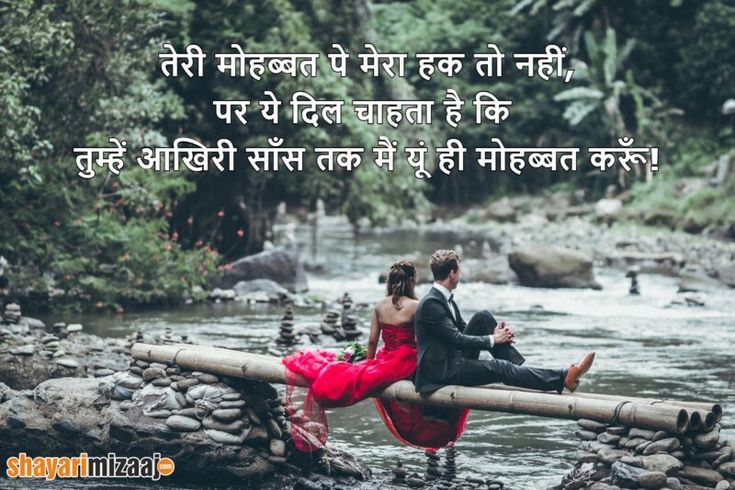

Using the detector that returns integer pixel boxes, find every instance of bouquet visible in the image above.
[336,341,367,364]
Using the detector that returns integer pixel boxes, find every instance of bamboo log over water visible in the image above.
[479,383,721,430]
[131,343,695,433]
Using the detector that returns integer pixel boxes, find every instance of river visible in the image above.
[34,219,735,489]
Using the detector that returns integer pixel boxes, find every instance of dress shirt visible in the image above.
[432,282,495,348]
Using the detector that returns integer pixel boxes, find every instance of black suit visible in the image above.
[414,286,565,394]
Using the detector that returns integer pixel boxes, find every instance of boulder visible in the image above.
[640,454,683,475]
[214,246,308,292]
[485,197,517,223]
[594,198,623,223]
[508,244,601,289]
[232,279,293,302]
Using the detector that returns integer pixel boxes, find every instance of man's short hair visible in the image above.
[430,249,461,280]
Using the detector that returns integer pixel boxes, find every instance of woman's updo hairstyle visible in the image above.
[386,259,417,309]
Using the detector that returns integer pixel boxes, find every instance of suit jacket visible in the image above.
[414,286,492,393]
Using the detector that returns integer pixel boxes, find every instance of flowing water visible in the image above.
[29,219,735,489]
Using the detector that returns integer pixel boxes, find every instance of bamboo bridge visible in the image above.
[131,342,722,436]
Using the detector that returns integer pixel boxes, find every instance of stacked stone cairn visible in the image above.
[276,303,297,346]
[340,293,361,341]
[320,309,341,337]
[443,444,457,481]
[426,449,442,481]
[3,303,21,324]
[119,359,292,465]
[560,418,735,489]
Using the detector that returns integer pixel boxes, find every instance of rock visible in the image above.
[55,358,80,369]
[196,373,219,384]
[652,431,670,442]
[177,378,199,390]
[715,481,730,490]
[578,419,608,432]
[507,244,601,289]
[611,461,645,487]
[165,415,201,432]
[629,428,656,440]
[666,476,682,489]
[718,462,735,478]
[643,438,680,455]
[589,484,620,490]
[576,429,599,441]
[599,432,621,445]
[678,266,723,293]
[9,345,34,355]
[641,454,684,475]
[202,417,245,433]
[187,384,225,401]
[66,323,83,333]
[694,425,720,449]
[116,373,144,390]
[607,426,628,435]
[212,408,242,422]
[621,456,644,467]
[638,470,668,489]
[142,367,167,382]
[599,448,631,465]
[624,437,648,449]
[204,429,245,445]
[215,246,308,293]
[269,439,286,457]
[219,400,246,409]
[678,465,724,486]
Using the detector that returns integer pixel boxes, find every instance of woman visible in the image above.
[282,259,470,451]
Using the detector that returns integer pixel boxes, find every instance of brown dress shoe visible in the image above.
[564,352,596,392]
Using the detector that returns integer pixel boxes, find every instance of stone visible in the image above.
[485,197,517,222]
[94,369,115,377]
[66,324,83,333]
[219,400,246,409]
[607,426,628,435]
[715,481,730,490]
[269,439,286,457]
[610,461,645,487]
[202,417,245,434]
[116,374,143,390]
[694,425,720,450]
[197,373,219,384]
[221,392,241,401]
[598,432,621,445]
[624,437,648,449]
[589,484,620,490]
[638,470,667,489]
[507,243,601,289]
[652,431,671,442]
[717,462,735,478]
[142,367,167,382]
[598,449,631,465]
[678,465,724,486]
[151,378,171,387]
[621,456,644,467]
[176,378,199,390]
[204,429,245,445]
[187,384,224,401]
[214,246,308,292]
[10,345,34,356]
[643,438,680,455]
[666,476,681,489]
[576,429,598,441]
[212,408,242,422]
[641,454,684,475]
[55,358,79,369]
[165,415,201,432]
[578,419,608,432]
[629,428,656,440]
[246,425,268,444]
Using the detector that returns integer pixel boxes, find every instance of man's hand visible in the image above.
[493,320,515,345]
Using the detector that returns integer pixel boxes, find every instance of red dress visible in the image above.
[282,322,470,451]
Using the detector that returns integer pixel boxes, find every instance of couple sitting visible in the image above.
[282,249,595,451]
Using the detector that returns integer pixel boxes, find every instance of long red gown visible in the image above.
[282,322,470,451]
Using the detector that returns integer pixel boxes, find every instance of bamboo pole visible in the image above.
[478,383,721,428]
[131,343,691,433]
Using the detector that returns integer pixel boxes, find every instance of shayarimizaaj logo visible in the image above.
[5,452,175,481]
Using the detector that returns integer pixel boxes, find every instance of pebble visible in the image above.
[212,408,242,422]
[129,366,143,375]
[142,367,167,382]
[10,345,34,355]
[638,470,667,489]
[628,428,656,440]
[202,417,245,433]
[52,350,66,358]
[66,323,83,332]
[221,392,241,401]
[204,428,244,445]
[174,392,187,408]
[652,431,670,441]
[165,415,201,432]
[694,425,720,450]
[715,481,731,490]
[245,408,261,425]
[576,429,598,441]
[598,432,620,445]
[151,377,172,387]
[718,462,735,478]
[577,419,607,433]
[172,408,198,418]
[176,378,200,390]
[641,454,683,474]
[666,476,681,489]
[197,373,219,384]
[607,426,628,435]
[117,374,144,390]
[246,426,268,444]
[143,409,172,419]
[187,384,224,401]
[219,400,246,409]
[270,439,286,457]
[598,449,631,465]
[678,465,724,485]
[643,437,680,455]
[267,418,282,438]
[94,368,115,377]
[55,358,79,369]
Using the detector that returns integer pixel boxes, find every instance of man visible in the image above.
[414,249,594,394]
